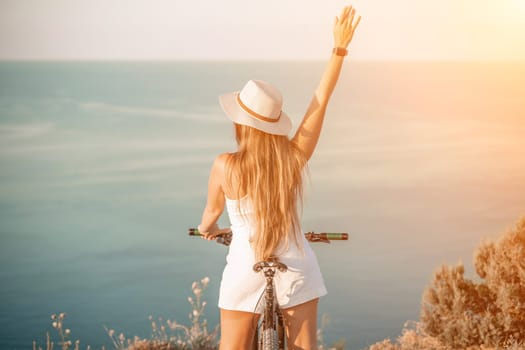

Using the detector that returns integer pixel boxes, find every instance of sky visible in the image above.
[0,0,525,61]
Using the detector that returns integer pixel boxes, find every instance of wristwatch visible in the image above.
[333,47,348,56]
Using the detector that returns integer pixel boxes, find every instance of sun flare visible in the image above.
[512,0,525,12]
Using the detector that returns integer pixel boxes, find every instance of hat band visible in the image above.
[236,94,281,123]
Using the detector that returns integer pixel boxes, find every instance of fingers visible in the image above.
[346,12,353,31]
[338,6,348,25]
[353,15,361,32]
[202,232,216,240]
[345,6,352,19]
[339,6,347,20]
[338,5,361,32]
[200,230,214,240]
[201,228,231,240]
[343,6,351,22]
[337,6,357,27]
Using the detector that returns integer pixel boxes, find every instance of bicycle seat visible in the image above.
[253,257,288,273]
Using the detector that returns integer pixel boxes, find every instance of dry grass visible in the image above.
[33,277,340,350]
[34,216,525,349]
[34,278,219,350]
[367,215,525,350]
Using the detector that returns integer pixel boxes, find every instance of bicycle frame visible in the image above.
[188,228,348,349]
[253,258,288,350]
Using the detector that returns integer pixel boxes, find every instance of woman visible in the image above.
[197,5,361,349]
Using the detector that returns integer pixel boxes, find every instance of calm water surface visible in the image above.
[0,61,524,349]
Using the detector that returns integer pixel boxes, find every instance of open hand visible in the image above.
[334,5,361,49]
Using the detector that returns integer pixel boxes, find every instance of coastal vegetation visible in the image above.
[34,217,525,350]
[369,216,525,350]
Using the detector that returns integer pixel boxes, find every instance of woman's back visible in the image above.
[219,193,327,314]
[223,123,307,261]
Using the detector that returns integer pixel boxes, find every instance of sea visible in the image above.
[0,60,524,349]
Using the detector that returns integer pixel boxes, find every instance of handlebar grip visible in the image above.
[188,228,202,236]
[323,233,348,240]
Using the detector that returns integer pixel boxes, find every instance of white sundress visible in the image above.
[218,195,327,314]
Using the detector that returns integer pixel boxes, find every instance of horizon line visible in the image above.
[1,58,523,64]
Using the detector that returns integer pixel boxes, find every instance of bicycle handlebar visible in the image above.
[188,228,348,245]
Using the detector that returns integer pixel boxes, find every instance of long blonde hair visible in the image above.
[226,123,308,261]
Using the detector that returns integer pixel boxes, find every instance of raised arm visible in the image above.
[292,5,361,160]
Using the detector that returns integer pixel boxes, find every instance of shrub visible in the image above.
[420,216,525,348]
[367,215,525,350]
[367,321,448,350]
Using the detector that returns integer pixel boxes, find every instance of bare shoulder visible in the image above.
[214,152,240,198]
[210,153,235,181]
[213,152,233,170]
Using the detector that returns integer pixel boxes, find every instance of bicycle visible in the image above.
[189,228,348,350]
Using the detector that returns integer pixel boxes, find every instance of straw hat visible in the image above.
[219,79,292,136]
